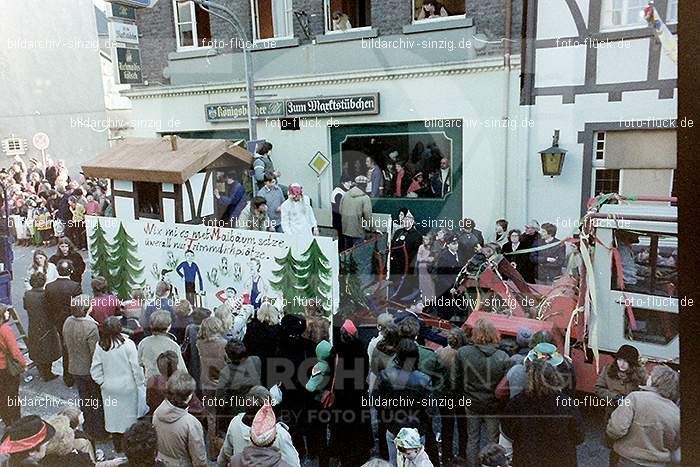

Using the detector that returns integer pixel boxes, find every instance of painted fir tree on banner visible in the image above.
[270,248,306,314]
[88,219,112,283]
[108,222,145,300]
[298,239,332,312]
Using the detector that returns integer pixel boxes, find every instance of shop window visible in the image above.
[340,131,453,199]
[624,307,678,345]
[666,0,678,23]
[135,182,161,218]
[593,169,621,196]
[413,0,466,22]
[612,230,677,298]
[600,0,647,31]
[324,0,372,33]
[252,0,293,41]
[173,0,212,49]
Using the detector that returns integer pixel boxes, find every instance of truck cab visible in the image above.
[590,204,678,363]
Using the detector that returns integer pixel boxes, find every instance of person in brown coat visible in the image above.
[606,365,680,467]
[62,294,104,440]
[595,344,647,419]
[23,272,61,381]
[152,371,208,467]
[339,183,373,249]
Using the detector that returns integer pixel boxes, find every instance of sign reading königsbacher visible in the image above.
[116,47,143,84]
[206,101,285,122]
[205,93,379,122]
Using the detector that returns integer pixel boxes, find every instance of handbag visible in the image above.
[6,353,25,377]
[320,355,339,409]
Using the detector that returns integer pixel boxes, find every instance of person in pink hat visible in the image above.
[279,184,318,236]
[228,399,294,467]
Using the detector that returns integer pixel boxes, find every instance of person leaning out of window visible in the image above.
[417,0,448,20]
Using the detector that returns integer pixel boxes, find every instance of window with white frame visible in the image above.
[251,0,294,41]
[173,0,211,50]
[413,0,466,22]
[600,0,647,31]
[592,132,621,196]
[666,0,678,23]
[324,0,372,33]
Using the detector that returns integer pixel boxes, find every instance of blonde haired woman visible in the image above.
[244,301,283,387]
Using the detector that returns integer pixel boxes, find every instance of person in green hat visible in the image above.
[501,353,584,467]
[304,340,333,466]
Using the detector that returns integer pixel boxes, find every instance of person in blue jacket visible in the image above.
[176,250,203,306]
[215,172,248,226]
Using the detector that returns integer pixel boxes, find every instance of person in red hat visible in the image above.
[0,415,56,466]
[327,319,374,466]
[228,399,293,467]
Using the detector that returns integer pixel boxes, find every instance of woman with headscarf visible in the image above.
[280,184,318,236]
[393,427,433,467]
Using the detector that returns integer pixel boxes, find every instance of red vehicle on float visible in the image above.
[417,194,679,393]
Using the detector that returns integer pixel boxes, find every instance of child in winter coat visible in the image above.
[394,427,433,467]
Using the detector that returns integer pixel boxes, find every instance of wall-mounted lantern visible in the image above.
[539,129,567,177]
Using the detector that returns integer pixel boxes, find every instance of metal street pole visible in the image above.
[184,0,258,141]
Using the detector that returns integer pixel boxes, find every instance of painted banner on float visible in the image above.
[85,216,339,315]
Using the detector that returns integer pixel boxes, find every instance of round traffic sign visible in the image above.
[32,132,50,151]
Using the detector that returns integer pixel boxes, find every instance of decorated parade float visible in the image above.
[335,193,678,394]
[420,194,678,393]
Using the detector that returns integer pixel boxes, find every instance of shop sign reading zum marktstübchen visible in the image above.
[205,93,379,122]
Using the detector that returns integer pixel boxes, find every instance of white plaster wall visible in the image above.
[535,46,588,87]
[163,198,176,223]
[114,195,135,219]
[126,63,521,231]
[658,36,678,80]
[596,39,650,84]
[525,90,677,233]
[114,180,133,191]
[536,0,580,39]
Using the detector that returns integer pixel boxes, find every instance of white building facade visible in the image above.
[0,0,109,174]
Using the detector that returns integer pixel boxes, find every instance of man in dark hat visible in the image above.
[0,415,56,465]
[331,175,354,251]
[389,209,423,302]
[434,233,463,320]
